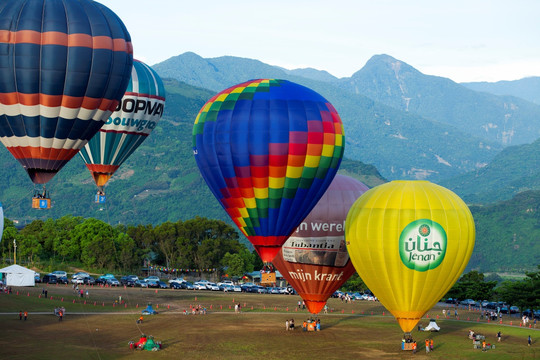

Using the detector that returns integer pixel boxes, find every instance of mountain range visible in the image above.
[155,53,511,182]
[1,52,540,271]
[462,77,540,105]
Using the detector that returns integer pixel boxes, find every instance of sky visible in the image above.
[98,0,540,83]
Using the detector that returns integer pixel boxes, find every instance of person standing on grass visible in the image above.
[58,310,63,321]
[286,319,289,331]
[24,311,27,321]
[19,311,22,320]
[497,331,501,342]
[425,339,430,353]
[529,335,532,347]
[430,338,434,351]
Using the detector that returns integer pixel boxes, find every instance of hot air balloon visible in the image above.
[193,79,344,263]
[273,174,369,314]
[0,0,133,208]
[345,180,475,334]
[0,202,3,241]
[79,59,165,202]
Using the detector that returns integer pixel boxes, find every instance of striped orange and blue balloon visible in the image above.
[79,60,166,189]
[0,0,133,184]
[193,79,344,262]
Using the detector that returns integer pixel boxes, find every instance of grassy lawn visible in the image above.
[0,284,538,359]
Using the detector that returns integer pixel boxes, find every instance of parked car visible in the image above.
[84,277,95,285]
[51,270,67,278]
[158,281,168,289]
[146,280,159,288]
[106,278,120,286]
[445,298,457,304]
[206,282,220,291]
[120,276,137,287]
[257,286,269,294]
[241,283,255,292]
[71,277,85,284]
[460,299,477,306]
[34,273,41,283]
[170,282,182,289]
[42,274,57,284]
[500,306,509,314]
[232,285,242,292]
[135,280,148,288]
[95,276,109,285]
[220,284,233,292]
[510,306,520,314]
[168,277,185,285]
[269,287,280,294]
[57,276,69,284]
[193,282,208,290]
[72,272,90,279]
[144,276,160,282]
[181,281,194,290]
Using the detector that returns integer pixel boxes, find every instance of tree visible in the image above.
[495,265,540,311]
[1,219,18,260]
[445,270,497,301]
[115,233,139,272]
[17,234,41,264]
[341,273,367,292]
[154,222,178,268]
[72,218,117,269]
[222,252,245,277]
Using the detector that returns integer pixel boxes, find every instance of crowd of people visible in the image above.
[302,318,321,331]
[184,304,207,315]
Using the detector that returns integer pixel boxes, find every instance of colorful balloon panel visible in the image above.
[273,175,369,314]
[79,59,166,188]
[345,181,475,333]
[0,0,133,184]
[193,79,344,262]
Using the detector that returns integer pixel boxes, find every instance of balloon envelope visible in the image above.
[273,175,369,314]
[345,180,475,333]
[193,79,344,262]
[79,59,166,188]
[0,202,3,241]
[0,0,133,184]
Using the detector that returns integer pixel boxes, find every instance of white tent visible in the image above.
[0,264,35,287]
[424,319,440,332]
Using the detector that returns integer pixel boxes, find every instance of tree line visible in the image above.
[0,216,261,277]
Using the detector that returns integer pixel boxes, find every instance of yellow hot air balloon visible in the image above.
[345,180,475,333]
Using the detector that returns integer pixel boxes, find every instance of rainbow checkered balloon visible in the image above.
[193,79,344,262]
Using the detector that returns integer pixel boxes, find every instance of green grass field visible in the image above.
[0,284,538,359]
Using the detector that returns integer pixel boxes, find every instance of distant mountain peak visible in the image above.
[353,54,421,79]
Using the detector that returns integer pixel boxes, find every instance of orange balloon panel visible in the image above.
[273,175,369,314]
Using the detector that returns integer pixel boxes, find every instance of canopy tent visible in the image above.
[142,303,157,315]
[424,319,441,331]
[0,264,35,286]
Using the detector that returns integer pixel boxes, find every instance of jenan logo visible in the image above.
[398,219,447,272]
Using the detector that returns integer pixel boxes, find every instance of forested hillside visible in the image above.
[469,191,540,272]
[0,79,386,228]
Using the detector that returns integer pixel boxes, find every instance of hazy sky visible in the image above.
[98,0,540,83]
